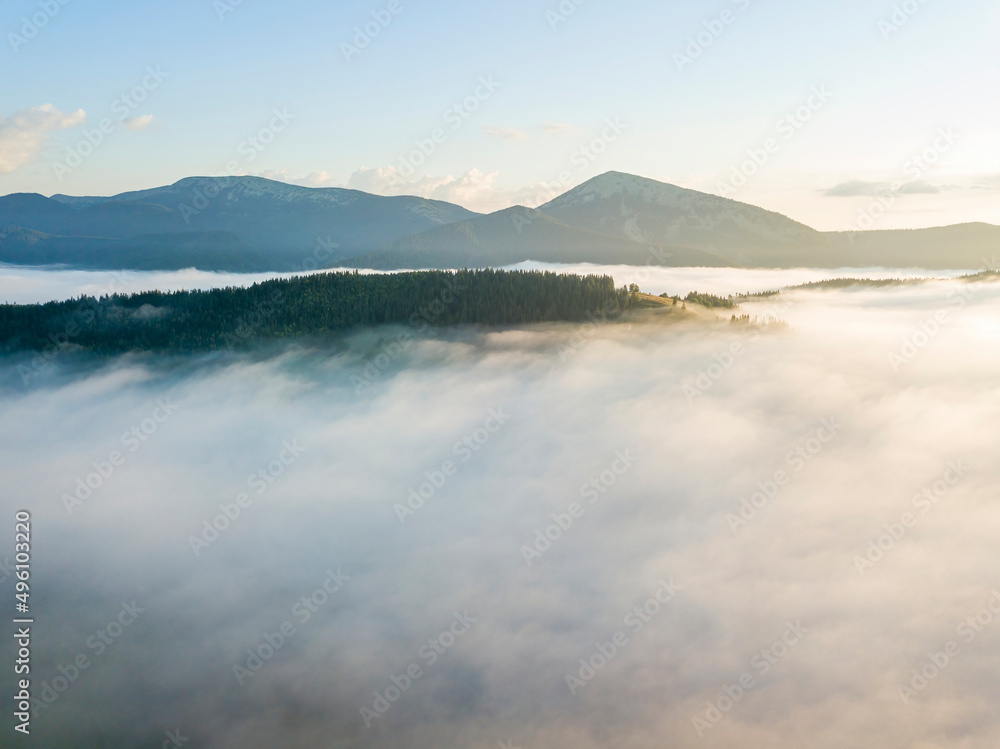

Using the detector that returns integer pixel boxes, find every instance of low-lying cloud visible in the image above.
[2,271,1000,748]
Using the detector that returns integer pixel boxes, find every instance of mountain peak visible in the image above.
[550,171,706,208]
[537,170,818,253]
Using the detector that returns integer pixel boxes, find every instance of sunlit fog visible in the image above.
[3,267,998,748]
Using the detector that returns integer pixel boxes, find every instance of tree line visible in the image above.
[0,269,635,355]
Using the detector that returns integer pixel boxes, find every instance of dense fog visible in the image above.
[0,261,973,305]
[2,268,999,748]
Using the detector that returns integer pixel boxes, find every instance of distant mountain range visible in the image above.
[351,205,729,269]
[1,172,996,271]
[0,177,476,271]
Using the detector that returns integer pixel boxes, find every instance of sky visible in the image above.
[1,0,998,230]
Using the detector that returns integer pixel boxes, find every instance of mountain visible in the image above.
[0,226,268,271]
[2,172,996,271]
[535,171,827,265]
[531,172,999,268]
[350,206,730,270]
[820,223,1000,270]
[49,177,480,257]
[0,176,479,270]
[0,192,186,240]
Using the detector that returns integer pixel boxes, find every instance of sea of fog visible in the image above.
[0,261,976,304]
[2,266,1000,748]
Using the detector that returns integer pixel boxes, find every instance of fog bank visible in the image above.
[2,272,1000,748]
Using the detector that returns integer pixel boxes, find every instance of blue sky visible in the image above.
[1,0,997,230]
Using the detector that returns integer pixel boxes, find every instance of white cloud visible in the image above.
[898,179,941,195]
[342,166,566,213]
[253,165,584,212]
[343,166,403,193]
[483,125,528,141]
[542,122,579,135]
[821,178,971,198]
[257,170,341,188]
[821,179,886,197]
[345,166,509,211]
[421,168,505,208]
[970,174,1000,191]
[122,115,155,132]
[293,170,339,187]
[0,104,86,174]
[250,168,294,182]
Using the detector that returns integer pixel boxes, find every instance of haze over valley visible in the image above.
[4,267,1000,748]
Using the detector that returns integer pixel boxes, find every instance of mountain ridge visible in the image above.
[349,205,730,270]
[2,172,996,271]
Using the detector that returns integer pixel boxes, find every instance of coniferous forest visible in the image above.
[0,269,635,355]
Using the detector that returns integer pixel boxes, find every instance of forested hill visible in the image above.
[0,269,634,355]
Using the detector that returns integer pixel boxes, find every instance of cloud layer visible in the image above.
[2,270,1000,748]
